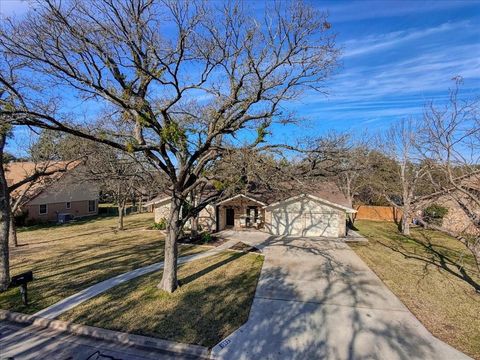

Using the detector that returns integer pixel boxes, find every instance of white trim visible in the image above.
[264,193,357,213]
[39,204,48,215]
[143,196,171,207]
[217,194,266,206]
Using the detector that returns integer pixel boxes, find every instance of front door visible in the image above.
[226,208,235,227]
[246,206,258,227]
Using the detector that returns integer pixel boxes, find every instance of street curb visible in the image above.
[0,309,210,359]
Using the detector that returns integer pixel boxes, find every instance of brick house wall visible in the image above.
[433,196,479,236]
[25,199,98,222]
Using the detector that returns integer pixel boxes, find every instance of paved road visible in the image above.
[0,320,196,360]
[211,235,471,360]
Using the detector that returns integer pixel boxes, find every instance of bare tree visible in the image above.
[29,132,160,230]
[309,133,374,208]
[0,127,10,290]
[0,55,19,289]
[82,145,156,230]
[6,131,85,247]
[380,119,428,235]
[0,0,338,292]
[419,78,480,267]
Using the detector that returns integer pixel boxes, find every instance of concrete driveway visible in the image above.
[211,234,470,360]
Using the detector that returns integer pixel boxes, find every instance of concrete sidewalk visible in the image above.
[211,236,471,360]
[34,239,238,319]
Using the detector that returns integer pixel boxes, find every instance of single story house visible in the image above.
[146,183,356,238]
[5,161,100,223]
[415,174,480,236]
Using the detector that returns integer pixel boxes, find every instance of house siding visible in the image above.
[198,205,216,231]
[152,194,352,238]
[26,200,98,222]
[154,203,216,231]
[432,197,479,235]
[154,202,171,223]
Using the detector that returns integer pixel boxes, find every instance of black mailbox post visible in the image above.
[10,271,33,306]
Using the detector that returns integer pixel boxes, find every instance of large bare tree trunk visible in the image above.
[399,204,410,236]
[158,196,181,293]
[0,132,11,291]
[191,216,199,237]
[8,216,17,247]
[117,204,124,230]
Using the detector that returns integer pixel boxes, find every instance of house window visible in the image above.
[88,200,96,213]
[39,204,48,215]
[66,202,71,209]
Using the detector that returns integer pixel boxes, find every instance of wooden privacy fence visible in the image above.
[354,205,403,222]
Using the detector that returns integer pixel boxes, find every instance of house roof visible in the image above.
[5,161,81,201]
[246,181,352,208]
[144,181,353,213]
[143,195,171,207]
[216,194,267,206]
[265,193,356,213]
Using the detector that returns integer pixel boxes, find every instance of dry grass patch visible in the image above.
[351,220,480,359]
[1,213,206,314]
[60,251,264,348]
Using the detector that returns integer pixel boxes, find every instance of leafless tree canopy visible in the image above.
[0,0,339,292]
[418,78,480,267]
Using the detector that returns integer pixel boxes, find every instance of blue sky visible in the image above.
[2,0,480,152]
[274,0,480,144]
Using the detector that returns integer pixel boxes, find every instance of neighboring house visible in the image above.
[145,183,356,238]
[415,175,480,236]
[5,161,100,223]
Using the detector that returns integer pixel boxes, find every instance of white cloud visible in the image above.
[342,21,473,58]
[325,42,480,102]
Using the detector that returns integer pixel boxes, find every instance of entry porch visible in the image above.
[216,195,266,231]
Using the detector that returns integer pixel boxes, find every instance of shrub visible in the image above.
[423,204,448,225]
[200,231,212,243]
[152,218,167,230]
[14,210,29,227]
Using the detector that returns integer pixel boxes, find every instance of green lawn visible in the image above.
[351,220,480,359]
[1,213,207,314]
[60,251,264,348]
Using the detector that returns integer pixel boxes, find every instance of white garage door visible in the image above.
[271,210,339,237]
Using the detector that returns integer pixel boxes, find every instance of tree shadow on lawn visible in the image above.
[60,252,263,348]
[60,246,444,360]
[16,213,153,245]
[179,252,248,286]
[375,230,480,292]
[1,242,163,314]
[1,234,207,314]
[15,228,117,247]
